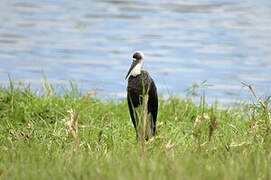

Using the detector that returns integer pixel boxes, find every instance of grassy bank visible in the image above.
[0,81,271,179]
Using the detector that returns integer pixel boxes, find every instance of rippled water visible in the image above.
[1,0,271,104]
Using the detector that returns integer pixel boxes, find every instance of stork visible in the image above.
[125,51,158,140]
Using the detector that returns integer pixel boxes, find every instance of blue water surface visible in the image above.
[1,0,271,104]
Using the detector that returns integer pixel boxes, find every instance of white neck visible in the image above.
[131,61,142,76]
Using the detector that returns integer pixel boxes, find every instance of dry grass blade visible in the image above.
[155,135,165,139]
[192,115,202,149]
[83,89,97,100]
[8,137,14,150]
[249,122,259,140]
[164,139,175,156]
[209,115,217,141]
[229,124,239,133]
[230,141,251,148]
[145,135,165,145]
[249,108,255,128]
[78,125,95,128]
[9,129,19,139]
[192,130,201,149]
[203,113,210,121]
[242,82,267,109]
[157,122,164,127]
[28,123,34,130]
[141,94,149,153]
[165,139,175,150]
[142,94,149,136]
[194,115,202,128]
[63,109,80,150]
[146,137,155,145]
[243,82,271,142]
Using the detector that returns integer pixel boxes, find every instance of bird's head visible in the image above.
[125,51,144,79]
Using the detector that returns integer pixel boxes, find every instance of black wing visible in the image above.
[127,93,137,130]
[127,71,158,133]
[147,77,158,134]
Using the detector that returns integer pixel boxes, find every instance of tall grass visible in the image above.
[0,80,271,179]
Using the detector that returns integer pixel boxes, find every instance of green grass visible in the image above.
[0,81,271,180]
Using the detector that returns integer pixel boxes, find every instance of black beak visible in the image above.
[125,60,137,79]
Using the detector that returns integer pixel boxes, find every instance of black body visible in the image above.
[127,70,158,136]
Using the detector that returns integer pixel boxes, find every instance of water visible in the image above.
[1,0,271,104]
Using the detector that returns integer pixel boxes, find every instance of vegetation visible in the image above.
[0,80,271,179]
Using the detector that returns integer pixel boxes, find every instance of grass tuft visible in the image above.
[0,80,271,179]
